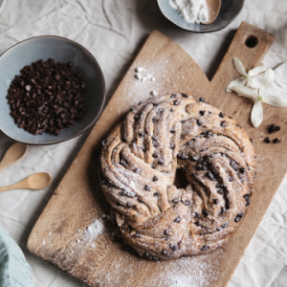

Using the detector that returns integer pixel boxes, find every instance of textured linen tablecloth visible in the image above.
[0,0,286,286]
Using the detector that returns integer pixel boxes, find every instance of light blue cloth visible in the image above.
[0,227,34,287]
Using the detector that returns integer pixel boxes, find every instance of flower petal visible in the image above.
[259,68,274,95]
[232,85,258,101]
[248,63,265,77]
[246,77,260,89]
[233,57,247,76]
[263,94,287,107]
[226,77,246,92]
[251,101,263,128]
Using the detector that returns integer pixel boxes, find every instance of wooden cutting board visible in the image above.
[28,22,281,287]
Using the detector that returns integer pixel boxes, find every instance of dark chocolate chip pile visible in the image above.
[268,123,281,134]
[7,58,86,135]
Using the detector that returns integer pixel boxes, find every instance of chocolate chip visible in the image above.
[172,198,179,204]
[126,202,132,208]
[170,142,175,149]
[152,117,158,123]
[139,131,145,137]
[230,160,239,171]
[228,176,234,182]
[184,200,191,206]
[170,244,178,251]
[213,198,219,204]
[130,107,135,112]
[203,209,209,217]
[218,112,224,118]
[170,109,174,112]
[190,155,199,161]
[162,249,168,256]
[120,189,136,198]
[152,256,159,261]
[170,94,177,98]
[173,100,180,106]
[134,168,141,174]
[153,141,159,147]
[273,138,281,143]
[174,216,181,223]
[152,152,159,158]
[217,222,228,231]
[220,121,227,127]
[177,152,188,160]
[134,232,141,238]
[170,127,176,134]
[164,229,170,235]
[151,163,156,169]
[195,221,201,227]
[158,159,164,165]
[153,192,160,197]
[239,167,245,174]
[143,252,150,259]
[264,137,271,143]
[219,206,225,215]
[134,114,139,121]
[268,124,281,134]
[199,110,205,116]
[101,140,107,147]
[205,171,216,181]
[202,131,213,138]
[201,245,209,251]
[152,176,159,182]
[199,97,205,102]
[144,185,151,191]
[196,158,208,170]
[217,188,223,195]
[244,194,250,200]
[234,212,244,222]
[196,119,203,126]
[120,159,127,167]
[152,102,159,106]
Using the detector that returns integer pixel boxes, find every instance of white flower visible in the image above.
[226,57,265,92]
[232,68,287,128]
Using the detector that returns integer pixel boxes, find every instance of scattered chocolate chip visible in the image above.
[218,112,224,118]
[174,216,181,223]
[170,109,174,112]
[177,152,188,160]
[172,198,179,204]
[158,159,164,165]
[268,124,281,134]
[144,185,151,191]
[199,110,205,116]
[199,97,205,102]
[195,221,201,227]
[184,200,191,206]
[152,152,159,158]
[244,194,250,200]
[156,108,163,115]
[170,142,175,150]
[162,249,168,256]
[230,160,239,171]
[152,176,159,182]
[152,102,159,106]
[228,176,234,182]
[219,206,225,215]
[101,140,107,147]
[152,256,159,261]
[164,229,170,235]
[134,114,139,121]
[153,141,159,147]
[170,94,177,98]
[273,138,281,143]
[201,245,209,251]
[196,158,208,170]
[120,189,136,198]
[220,120,227,127]
[151,163,156,169]
[197,119,203,126]
[234,212,244,222]
[152,117,158,123]
[134,232,141,238]
[213,198,219,205]
[203,209,209,217]
[153,192,160,197]
[174,100,181,106]
[202,131,213,138]
[135,168,141,174]
[143,252,150,259]
[264,137,271,143]
[205,171,216,181]
[239,167,245,174]
[126,202,132,208]
[217,222,228,231]
[170,244,179,251]
[139,131,145,137]
[170,127,176,134]
[181,93,188,98]
[217,188,223,195]
[130,107,135,112]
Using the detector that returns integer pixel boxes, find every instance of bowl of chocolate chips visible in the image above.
[0,36,106,144]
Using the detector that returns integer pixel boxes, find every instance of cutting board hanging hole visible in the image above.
[245,36,259,48]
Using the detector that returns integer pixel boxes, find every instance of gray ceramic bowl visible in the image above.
[0,36,106,145]
[158,0,244,33]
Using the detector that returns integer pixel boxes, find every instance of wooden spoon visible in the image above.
[202,0,221,25]
[0,172,52,194]
[0,143,28,172]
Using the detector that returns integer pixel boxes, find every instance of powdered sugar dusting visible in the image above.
[82,219,104,242]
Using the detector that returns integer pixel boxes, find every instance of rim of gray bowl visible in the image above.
[0,35,106,145]
[158,0,245,33]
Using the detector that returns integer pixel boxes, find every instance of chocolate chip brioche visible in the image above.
[99,93,255,260]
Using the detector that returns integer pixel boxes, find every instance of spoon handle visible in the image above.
[0,181,27,193]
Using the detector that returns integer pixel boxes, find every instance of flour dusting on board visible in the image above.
[82,219,104,242]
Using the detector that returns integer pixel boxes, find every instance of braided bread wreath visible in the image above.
[99,93,255,261]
